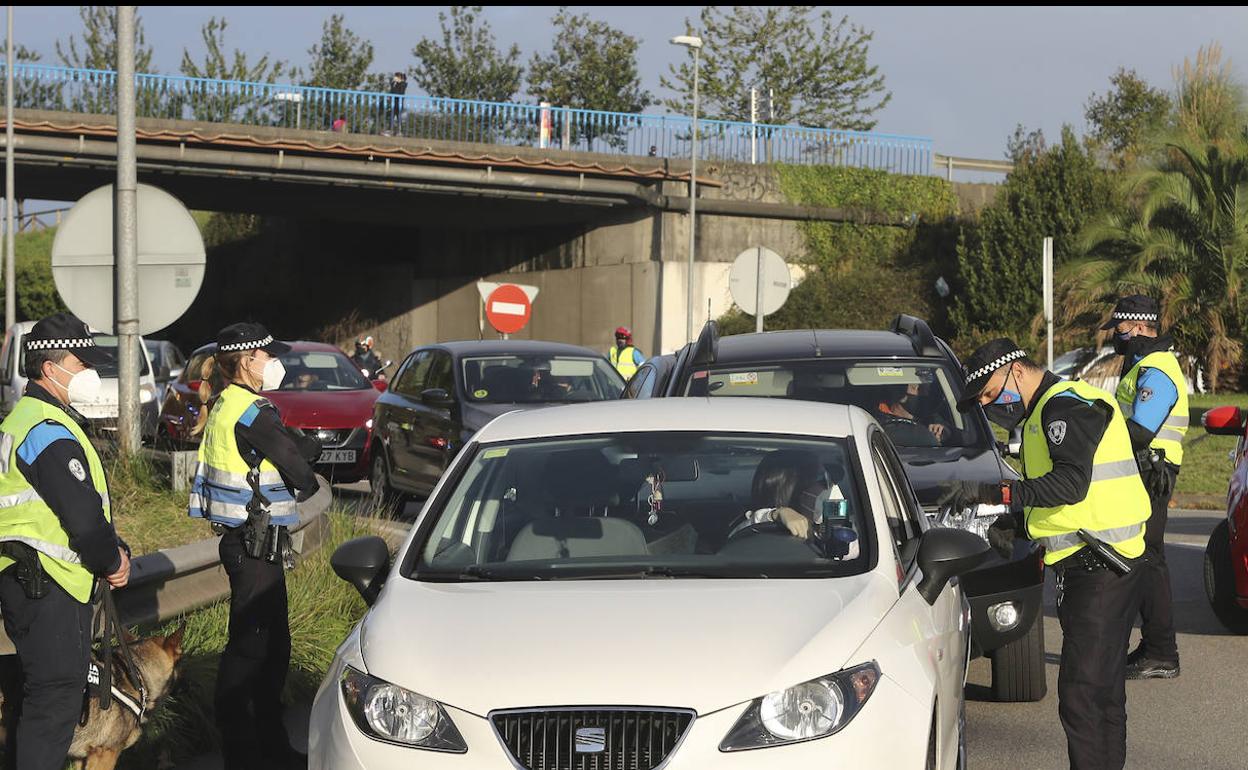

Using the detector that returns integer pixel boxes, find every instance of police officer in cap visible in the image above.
[1102,295,1186,679]
[0,312,130,770]
[946,339,1148,770]
[188,322,319,769]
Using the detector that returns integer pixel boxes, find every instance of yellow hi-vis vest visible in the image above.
[1115,350,1189,466]
[1021,380,1149,565]
[610,346,640,379]
[188,384,299,527]
[0,396,111,603]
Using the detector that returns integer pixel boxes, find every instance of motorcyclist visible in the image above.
[350,336,384,379]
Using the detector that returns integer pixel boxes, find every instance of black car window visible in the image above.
[871,432,920,570]
[394,351,433,397]
[622,365,653,399]
[427,352,453,393]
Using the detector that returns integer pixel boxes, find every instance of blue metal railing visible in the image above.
[3,63,934,174]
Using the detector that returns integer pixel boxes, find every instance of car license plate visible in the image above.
[318,449,357,464]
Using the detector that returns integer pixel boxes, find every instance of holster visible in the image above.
[0,540,50,599]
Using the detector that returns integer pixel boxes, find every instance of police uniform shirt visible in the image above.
[12,383,121,576]
[230,385,320,498]
[1120,334,1181,452]
[1010,372,1113,512]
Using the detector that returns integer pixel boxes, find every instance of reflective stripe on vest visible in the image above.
[189,385,299,527]
[0,396,112,603]
[610,346,639,379]
[1116,350,1189,466]
[1021,380,1150,565]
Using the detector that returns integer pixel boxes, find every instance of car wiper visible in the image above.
[418,565,541,582]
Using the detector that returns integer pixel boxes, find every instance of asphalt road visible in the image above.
[966,508,1243,769]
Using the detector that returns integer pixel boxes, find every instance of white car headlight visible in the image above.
[720,662,880,751]
[140,386,155,404]
[340,667,466,752]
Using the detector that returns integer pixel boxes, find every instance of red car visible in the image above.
[159,341,384,483]
[1201,405,1248,633]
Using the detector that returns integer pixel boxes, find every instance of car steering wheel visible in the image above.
[879,415,939,447]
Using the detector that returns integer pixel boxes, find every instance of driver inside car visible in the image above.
[731,450,825,540]
[876,380,948,443]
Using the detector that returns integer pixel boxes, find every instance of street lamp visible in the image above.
[671,34,702,344]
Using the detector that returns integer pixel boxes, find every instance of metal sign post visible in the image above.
[116,6,139,455]
[4,6,13,333]
[754,247,765,333]
[1043,236,1054,371]
[729,247,791,333]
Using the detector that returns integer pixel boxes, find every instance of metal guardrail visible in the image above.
[932,152,1015,179]
[0,473,336,654]
[2,62,934,174]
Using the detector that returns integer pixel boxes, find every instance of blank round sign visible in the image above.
[729,247,791,316]
[51,183,206,335]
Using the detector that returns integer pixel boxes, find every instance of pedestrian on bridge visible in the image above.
[385,72,407,135]
[609,326,644,380]
[1102,294,1186,680]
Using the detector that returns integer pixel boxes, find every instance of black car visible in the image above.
[370,340,626,508]
[625,316,1047,702]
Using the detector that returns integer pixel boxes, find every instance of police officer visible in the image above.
[609,326,644,379]
[0,313,130,770]
[188,323,319,770]
[949,339,1148,770]
[1102,295,1186,679]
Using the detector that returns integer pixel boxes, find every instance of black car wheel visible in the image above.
[368,448,405,516]
[990,613,1047,702]
[1204,520,1248,634]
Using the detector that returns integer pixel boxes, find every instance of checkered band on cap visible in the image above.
[1112,312,1158,323]
[25,336,97,351]
[965,349,1026,383]
[219,335,274,352]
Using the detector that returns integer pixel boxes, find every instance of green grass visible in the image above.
[117,509,394,768]
[1191,393,1248,409]
[1174,428,1236,499]
[103,454,206,554]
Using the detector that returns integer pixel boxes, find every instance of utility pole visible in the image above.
[116,6,139,454]
[4,6,14,333]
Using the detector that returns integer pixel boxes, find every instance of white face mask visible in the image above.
[51,362,102,404]
[261,358,286,391]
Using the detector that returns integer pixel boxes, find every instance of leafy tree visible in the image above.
[1060,134,1248,392]
[304,13,382,92]
[411,6,522,102]
[1173,42,1245,146]
[526,9,651,149]
[1084,68,1171,167]
[55,5,155,114]
[12,46,65,111]
[951,126,1118,349]
[180,17,291,124]
[660,6,890,132]
[1005,124,1047,164]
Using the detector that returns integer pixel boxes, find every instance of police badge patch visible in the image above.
[1139,387,1154,402]
[68,458,87,481]
[1047,420,1067,445]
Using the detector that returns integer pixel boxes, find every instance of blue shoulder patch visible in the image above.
[238,402,263,427]
[17,421,78,465]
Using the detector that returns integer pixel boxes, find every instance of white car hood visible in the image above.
[359,572,898,717]
[72,379,119,417]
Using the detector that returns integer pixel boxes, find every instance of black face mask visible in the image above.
[982,370,1026,431]
[1112,331,1133,356]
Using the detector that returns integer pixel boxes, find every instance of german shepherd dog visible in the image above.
[0,623,186,770]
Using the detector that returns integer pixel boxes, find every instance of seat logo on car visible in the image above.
[575,726,606,753]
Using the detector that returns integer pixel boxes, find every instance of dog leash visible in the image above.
[86,582,149,724]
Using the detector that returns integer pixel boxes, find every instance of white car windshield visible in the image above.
[411,433,873,581]
[90,334,152,377]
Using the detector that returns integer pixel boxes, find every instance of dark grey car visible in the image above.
[369,340,625,508]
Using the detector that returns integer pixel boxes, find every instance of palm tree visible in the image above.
[1056,133,1248,392]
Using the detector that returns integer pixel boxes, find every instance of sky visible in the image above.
[11,6,1248,165]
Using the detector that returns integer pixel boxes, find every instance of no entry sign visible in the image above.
[485,283,532,334]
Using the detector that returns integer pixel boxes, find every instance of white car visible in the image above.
[311,398,990,769]
[0,321,160,437]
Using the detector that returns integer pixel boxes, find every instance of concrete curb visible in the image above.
[0,475,334,653]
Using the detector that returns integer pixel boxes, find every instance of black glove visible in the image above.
[292,432,323,465]
[295,476,321,503]
[937,479,1004,512]
[987,517,1016,559]
[1136,448,1175,500]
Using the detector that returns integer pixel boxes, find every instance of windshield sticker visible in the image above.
[473,389,489,399]
[728,372,759,386]
[876,367,904,377]
[482,447,510,459]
